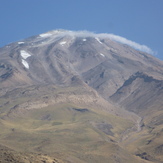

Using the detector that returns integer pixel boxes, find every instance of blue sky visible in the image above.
[0,0,163,60]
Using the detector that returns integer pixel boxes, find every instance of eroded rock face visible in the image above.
[110,72,163,114]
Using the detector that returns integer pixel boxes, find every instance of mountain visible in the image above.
[0,30,163,163]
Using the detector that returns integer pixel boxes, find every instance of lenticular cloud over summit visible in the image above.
[40,30,154,54]
[94,31,153,54]
[96,32,153,54]
[102,33,154,54]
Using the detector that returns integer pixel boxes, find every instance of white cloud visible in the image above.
[41,30,154,54]
[99,33,154,54]
[75,31,154,54]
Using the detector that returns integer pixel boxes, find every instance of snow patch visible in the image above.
[22,59,29,69]
[20,50,31,59]
[83,39,87,41]
[95,37,103,44]
[18,42,24,45]
[100,53,105,57]
[39,33,52,37]
[60,41,67,46]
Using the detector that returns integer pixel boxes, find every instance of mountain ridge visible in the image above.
[0,30,163,163]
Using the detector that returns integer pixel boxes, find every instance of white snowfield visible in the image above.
[39,33,53,37]
[83,39,87,41]
[39,30,66,38]
[60,41,67,46]
[20,50,31,59]
[20,50,31,69]
[95,37,103,44]
[18,42,24,45]
[100,53,105,57]
[22,59,29,69]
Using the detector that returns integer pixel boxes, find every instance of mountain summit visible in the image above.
[0,30,163,163]
[0,30,162,88]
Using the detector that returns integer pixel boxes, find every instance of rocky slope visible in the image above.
[0,144,62,163]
